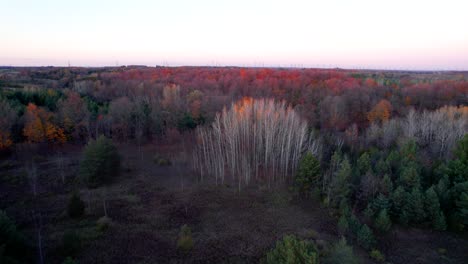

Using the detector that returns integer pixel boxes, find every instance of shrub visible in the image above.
[153,155,171,166]
[96,216,112,232]
[62,231,81,257]
[374,209,392,233]
[265,235,318,264]
[0,210,32,263]
[294,153,321,197]
[357,224,375,250]
[177,225,193,253]
[62,257,77,264]
[79,136,120,188]
[67,192,85,218]
[323,237,359,264]
[369,249,385,262]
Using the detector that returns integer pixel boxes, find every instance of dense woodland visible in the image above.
[0,66,467,264]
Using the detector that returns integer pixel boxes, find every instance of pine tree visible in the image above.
[391,186,411,225]
[435,175,450,210]
[330,157,352,207]
[357,224,375,250]
[357,152,371,175]
[79,135,121,188]
[399,164,420,189]
[407,187,425,224]
[447,135,468,184]
[323,237,359,264]
[381,174,393,195]
[265,235,318,264]
[425,186,445,229]
[375,209,392,233]
[372,193,391,213]
[433,211,447,231]
[454,181,468,226]
[295,153,321,197]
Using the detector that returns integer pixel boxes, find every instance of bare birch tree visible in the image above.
[193,98,317,190]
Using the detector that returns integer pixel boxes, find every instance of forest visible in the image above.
[0,66,467,264]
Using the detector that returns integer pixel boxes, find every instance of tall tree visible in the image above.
[295,152,321,197]
[23,103,66,144]
[0,99,17,150]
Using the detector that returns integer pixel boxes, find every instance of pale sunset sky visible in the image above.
[1,0,467,70]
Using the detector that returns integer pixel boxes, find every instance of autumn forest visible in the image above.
[0,66,467,264]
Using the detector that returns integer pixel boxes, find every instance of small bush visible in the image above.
[67,192,85,219]
[369,249,385,262]
[357,224,375,250]
[177,225,193,253]
[437,248,447,255]
[79,136,120,188]
[153,155,171,166]
[265,235,318,264]
[62,257,78,264]
[96,216,112,232]
[323,237,358,264]
[62,231,81,257]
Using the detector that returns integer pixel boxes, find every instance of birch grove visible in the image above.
[366,105,467,158]
[193,98,317,190]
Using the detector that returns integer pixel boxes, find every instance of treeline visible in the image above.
[0,67,467,152]
[294,106,467,245]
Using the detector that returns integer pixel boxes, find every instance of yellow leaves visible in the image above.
[23,103,66,144]
[0,131,13,150]
[367,99,392,124]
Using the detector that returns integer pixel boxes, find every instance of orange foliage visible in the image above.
[367,99,392,124]
[0,132,13,149]
[23,103,66,144]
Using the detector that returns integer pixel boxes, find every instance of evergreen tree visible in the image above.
[371,193,391,213]
[375,209,392,233]
[79,135,121,188]
[390,186,407,223]
[357,224,375,250]
[295,153,321,197]
[453,181,468,227]
[435,174,450,210]
[381,174,393,195]
[407,187,426,224]
[399,164,420,189]
[265,235,318,264]
[375,159,390,177]
[425,186,445,229]
[330,157,352,207]
[446,135,468,184]
[357,152,371,175]
[433,211,447,231]
[323,237,359,264]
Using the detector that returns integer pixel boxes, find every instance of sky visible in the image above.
[1,0,468,70]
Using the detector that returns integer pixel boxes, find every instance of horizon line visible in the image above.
[1,64,467,73]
